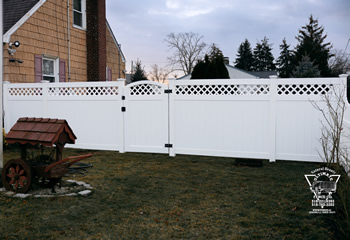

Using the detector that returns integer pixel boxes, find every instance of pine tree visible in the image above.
[131,60,147,82]
[252,37,276,71]
[294,15,332,77]
[276,38,293,78]
[191,44,229,79]
[234,39,254,71]
[191,59,207,79]
[293,55,320,78]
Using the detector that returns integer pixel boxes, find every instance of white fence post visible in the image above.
[118,78,126,153]
[340,74,349,103]
[269,75,278,162]
[41,81,49,117]
[168,78,176,157]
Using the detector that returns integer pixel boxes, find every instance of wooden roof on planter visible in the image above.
[6,118,76,146]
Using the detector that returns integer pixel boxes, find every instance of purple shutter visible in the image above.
[59,59,66,82]
[108,68,112,81]
[34,55,42,83]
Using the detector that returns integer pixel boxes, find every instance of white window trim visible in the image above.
[73,0,86,30]
[42,56,59,83]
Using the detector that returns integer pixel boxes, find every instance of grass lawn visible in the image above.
[0,148,340,239]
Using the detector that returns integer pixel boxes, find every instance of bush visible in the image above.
[328,165,350,239]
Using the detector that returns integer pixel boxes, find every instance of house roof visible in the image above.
[177,64,258,80]
[177,64,278,80]
[6,117,76,146]
[106,21,126,63]
[249,71,278,78]
[3,0,40,34]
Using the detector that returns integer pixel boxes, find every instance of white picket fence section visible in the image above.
[3,75,349,162]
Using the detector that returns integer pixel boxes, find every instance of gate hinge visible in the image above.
[164,89,172,94]
[165,143,173,148]
[121,107,126,112]
[121,96,125,100]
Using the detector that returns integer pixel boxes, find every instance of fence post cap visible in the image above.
[339,74,349,78]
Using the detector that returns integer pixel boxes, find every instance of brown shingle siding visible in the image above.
[4,0,125,83]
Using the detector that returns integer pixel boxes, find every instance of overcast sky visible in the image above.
[106,0,350,77]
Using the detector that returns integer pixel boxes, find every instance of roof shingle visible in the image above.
[6,117,77,146]
[3,0,40,34]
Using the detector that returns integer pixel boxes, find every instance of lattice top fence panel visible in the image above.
[277,84,333,96]
[129,83,163,95]
[8,87,43,96]
[48,86,119,96]
[175,84,270,96]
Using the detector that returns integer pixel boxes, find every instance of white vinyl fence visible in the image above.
[3,75,349,162]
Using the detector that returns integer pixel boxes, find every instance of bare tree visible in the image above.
[329,48,350,76]
[165,32,207,75]
[148,64,172,83]
[311,82,349,171]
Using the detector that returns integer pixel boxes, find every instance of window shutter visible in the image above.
[59,59,66,82]
[34,55,42,83]
[108,68,112,81]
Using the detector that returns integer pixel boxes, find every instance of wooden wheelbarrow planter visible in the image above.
[1,118,92,193]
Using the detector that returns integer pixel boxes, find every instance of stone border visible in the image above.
[0,179,93,199]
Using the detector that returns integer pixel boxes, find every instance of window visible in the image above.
[73,0,86,29]
[43,58,56,82]
[106,67,112,81]
[35,55,66,83]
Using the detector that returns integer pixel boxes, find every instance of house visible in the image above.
[3,0,126,83]
[177,58,277,80]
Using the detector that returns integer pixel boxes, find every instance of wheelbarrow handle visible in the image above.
[44,154,93,173]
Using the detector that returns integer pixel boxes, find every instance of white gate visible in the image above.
[122,81,170,154]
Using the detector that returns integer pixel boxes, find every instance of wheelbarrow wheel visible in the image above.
[1,159,33,193]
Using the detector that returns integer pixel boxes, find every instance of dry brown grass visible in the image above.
[0,147,337,239]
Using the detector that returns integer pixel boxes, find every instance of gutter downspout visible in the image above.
[119,45,121,78]
[67,0,71,81]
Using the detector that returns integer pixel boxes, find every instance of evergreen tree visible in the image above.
[252,37,276,71]
[276,38,294,78]
[131,60,147,82]
[234,39,254,71]
[191,59,207,79]
[294,15,332,77]
[293,55,320,78]
[191,44,229,79]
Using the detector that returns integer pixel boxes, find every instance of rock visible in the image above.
[63,193,78,197]
[4,191,16,197]
[34,195,55,198]
[0,187,6,192]
[14,193,32,199]
[66,179,77,184]
[67,180,93,189]
[78,190,92,196]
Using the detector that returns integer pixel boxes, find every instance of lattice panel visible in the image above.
[48,86,119,96]
[277,84,333,95]
[129,84,163,95]
[8,88,43,96]
[175,84,269,96]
